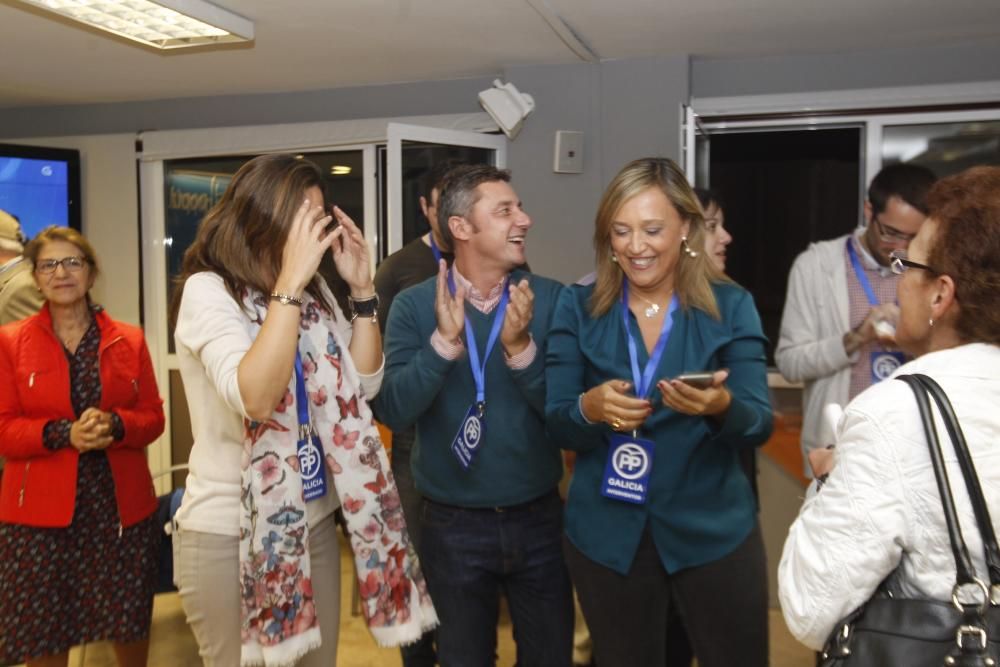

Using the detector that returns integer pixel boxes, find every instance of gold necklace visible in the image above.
[633,293,661,318]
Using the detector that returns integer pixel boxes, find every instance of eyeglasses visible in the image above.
[872,214,917,244]
[35,256,88,274]
[889,251,938,276]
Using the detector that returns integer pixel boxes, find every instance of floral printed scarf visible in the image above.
[238,288,438,666]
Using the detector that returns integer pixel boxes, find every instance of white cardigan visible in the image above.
[775,234,855,475]
[778,343,1000,650]
[173,272,384,536]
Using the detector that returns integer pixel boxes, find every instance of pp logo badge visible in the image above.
[872,352,902,381]
[298,441,322,479]
[451,404,488,470]
[612,443,650,480]
[463,415,483,450]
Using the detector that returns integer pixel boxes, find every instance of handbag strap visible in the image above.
[911,373,1000,589]
[897,375,979,588]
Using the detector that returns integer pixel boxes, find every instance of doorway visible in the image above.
[703,127,862,362]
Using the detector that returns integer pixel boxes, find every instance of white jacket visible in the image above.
[778,343,1000,650]
[775,234,855,475]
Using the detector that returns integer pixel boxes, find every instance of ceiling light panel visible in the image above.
[19,0,254,49]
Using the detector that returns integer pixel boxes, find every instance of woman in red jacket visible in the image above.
[0,226,165,667]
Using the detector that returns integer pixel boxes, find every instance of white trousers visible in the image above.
[174,514,342,667]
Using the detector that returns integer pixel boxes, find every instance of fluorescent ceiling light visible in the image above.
[18,0,254,49]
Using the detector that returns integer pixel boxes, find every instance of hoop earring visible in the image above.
[681,236,698,258]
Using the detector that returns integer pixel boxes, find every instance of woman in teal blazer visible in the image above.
[545,158,773,667]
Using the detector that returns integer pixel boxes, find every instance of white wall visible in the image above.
[691,37,1000,98]
[4,134,141,325]
[505,56,690,284]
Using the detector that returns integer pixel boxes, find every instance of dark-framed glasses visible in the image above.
[35,256,87,274]
[873,214,917,244]
[889,251,937,276]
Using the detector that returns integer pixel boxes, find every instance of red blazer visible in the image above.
[0,306,165,528]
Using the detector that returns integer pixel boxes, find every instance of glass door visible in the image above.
[878,118,1000,176]
[688,102,1000,465]
[384,123,506,260]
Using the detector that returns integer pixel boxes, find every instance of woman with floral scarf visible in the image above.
[171,153,437,667]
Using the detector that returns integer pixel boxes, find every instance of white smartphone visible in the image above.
[673,371,715,389]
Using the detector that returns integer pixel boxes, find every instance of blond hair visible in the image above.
[589,157,727,318]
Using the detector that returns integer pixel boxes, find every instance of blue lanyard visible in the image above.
[293,352,311,437]
[621,280,678,400]
[429,234,443,264]
[846,238,880,306]
[446,269,510,405]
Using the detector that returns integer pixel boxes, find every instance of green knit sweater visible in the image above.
[373,269,564,507]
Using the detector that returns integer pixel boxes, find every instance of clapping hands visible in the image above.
[500,278,534,356]
[434,259,466,344]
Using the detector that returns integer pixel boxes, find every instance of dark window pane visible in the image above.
[882,121,1000,177]
[706,128,863,365]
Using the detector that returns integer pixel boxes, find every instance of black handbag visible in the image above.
[819,373,1000,667]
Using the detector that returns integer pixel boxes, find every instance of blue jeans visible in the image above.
[419,491,574,667]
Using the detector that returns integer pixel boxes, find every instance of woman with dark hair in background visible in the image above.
[655,186,739,667]
[546,157,772,667]
[780,166,1000,651]
[0,226,165,667]
[694,187,733,275]
[171,154,436,666]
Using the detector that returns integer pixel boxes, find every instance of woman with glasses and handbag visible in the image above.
[171,154,436,667]
[0,226,166,667]
[779,165,1000,662]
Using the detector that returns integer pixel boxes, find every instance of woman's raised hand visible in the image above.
[329,206,374,296]
[274,198,335,297]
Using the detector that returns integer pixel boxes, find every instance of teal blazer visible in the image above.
[545,282,773,575]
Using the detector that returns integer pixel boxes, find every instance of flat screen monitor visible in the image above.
[0,143,81,241]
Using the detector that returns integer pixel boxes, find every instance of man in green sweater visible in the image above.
[374,164,572,666]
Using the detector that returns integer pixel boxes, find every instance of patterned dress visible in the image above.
[0,313,160,663]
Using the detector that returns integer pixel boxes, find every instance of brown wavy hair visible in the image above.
[589,157,726,318]
[170,154,333,323]
[924,165,1000,345]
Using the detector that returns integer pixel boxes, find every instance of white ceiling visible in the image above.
[1,0,998,109]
